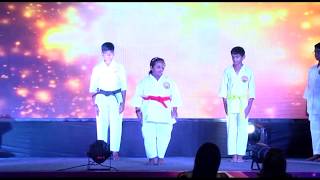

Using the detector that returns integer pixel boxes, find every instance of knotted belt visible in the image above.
[227,95,247,114]
[227,95,247,101]
[142,96,171,108]
[92,89,121,103]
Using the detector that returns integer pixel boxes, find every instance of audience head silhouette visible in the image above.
[192,142,221,178]
[259,148,291,178]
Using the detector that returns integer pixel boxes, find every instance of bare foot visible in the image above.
[112,152,119,160]
[306,154,320,161]
[158,158,164,165]
[237,156,244,162]
[153,157,159,165]
[147,158,153,165]
[231,155,237,162]
[147,158,157,165]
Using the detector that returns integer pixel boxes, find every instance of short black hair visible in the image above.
[231,46,245,56]
[315,42,320,49]
[101,42,114,52]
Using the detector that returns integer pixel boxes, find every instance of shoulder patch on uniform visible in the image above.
[163,82,170,89]
[241,75,248,83]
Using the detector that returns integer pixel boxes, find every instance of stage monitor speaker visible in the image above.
[87,140,111,164]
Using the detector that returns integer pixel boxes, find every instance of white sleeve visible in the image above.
[89,67,98,93]
[119,65,127,91]
[303,69,310,100]
[130,81,144,108]
[218,69,228,98]
[170,80,182,107]
[248,70,256,99]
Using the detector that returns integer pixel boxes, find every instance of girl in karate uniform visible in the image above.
[131,57,182,165]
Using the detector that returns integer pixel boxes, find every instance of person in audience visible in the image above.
[178,142,225,178]
[257,148,292,178]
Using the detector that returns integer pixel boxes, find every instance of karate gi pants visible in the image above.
[95,94,122,152]
[226,113,248,155]
[141,121,173,159]
[309,114,320,155]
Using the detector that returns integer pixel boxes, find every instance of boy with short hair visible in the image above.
[89,42,127,160]
[219,46,255,162]
[304,42,320,161]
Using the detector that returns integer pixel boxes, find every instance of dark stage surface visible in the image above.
[0,157,320,178]
[0,118,317,178]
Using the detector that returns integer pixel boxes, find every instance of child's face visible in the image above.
[151,61,165,78]
[231,53,245,66]
[102,50,114,64]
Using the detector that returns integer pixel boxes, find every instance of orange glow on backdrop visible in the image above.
[0,2,320,119]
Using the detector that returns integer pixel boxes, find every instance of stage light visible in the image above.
[248,123,262,145]
[250,142,271,170]
[246,123,271,170]
[248,123,255,134]
[87,140,111,164]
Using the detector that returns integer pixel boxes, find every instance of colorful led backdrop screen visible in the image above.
[0,2,319,119]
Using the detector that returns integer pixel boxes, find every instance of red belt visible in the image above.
[142,96,171,108]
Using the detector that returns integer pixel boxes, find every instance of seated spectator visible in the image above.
[178,142,223,178]
[257,148,292,178]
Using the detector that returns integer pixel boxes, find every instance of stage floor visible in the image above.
[0,157,320,178]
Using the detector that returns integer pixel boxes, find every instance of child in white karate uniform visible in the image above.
[131,57,182,165]
[304,42,320,161]
[219,46,255,163]
[89,42,127,160]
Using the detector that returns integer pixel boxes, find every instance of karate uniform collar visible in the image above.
[102,59,116,68]
[149,74,164,82]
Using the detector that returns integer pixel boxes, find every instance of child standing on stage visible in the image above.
[131,57,182,165]
[304,42,320,162]
[89,42,127,160]
[218,46,255,163]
